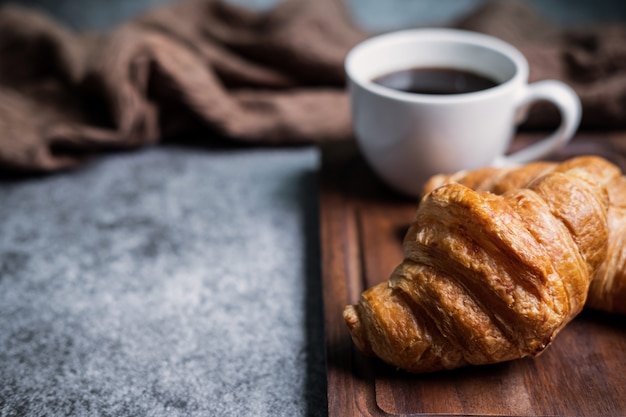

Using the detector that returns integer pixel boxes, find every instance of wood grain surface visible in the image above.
[319,133,626,417]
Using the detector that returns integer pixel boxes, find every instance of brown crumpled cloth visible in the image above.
[0,0,625,172]
[457,1,626,129]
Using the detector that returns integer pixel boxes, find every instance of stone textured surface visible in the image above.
[0,145,325,417]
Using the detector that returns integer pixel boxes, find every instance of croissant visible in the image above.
[343,167,609,373]
[423,156,626,314]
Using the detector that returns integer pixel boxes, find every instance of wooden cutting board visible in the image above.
[319,133,626,417]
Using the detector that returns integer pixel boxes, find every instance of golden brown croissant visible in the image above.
[344,167,609,373]
[423,156,626,314]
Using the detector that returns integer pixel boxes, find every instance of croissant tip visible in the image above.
[343,304,374,355]
[343,305,361,334]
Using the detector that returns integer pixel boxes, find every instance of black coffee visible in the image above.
[373,67,499,95]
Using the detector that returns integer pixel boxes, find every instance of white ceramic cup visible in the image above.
[345,28,581,197]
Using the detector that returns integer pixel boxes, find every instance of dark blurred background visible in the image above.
[0,0,624,32]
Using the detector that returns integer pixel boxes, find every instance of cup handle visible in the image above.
[494,80,581,167]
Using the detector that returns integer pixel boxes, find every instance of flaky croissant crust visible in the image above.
[344,166,609,373]
[423,156,626,314]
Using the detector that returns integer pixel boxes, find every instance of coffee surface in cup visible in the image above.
[373,67,498,95]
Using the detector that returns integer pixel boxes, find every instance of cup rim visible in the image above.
[345,28,529,103]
